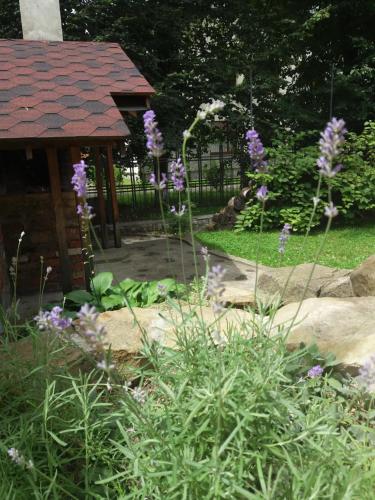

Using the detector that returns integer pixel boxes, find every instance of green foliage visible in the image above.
[64,272,184,312]
[205,161,222,189]
[1,322,375,497]
[235,122,375,232]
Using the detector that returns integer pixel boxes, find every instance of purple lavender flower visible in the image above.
[256,185,268,202]
[76,303,106,352]
[317,118,347,178]
[324,202,339,219]
[143,110,164,158]
[149,172,168,190]
[279,223,292,254]
[357,354,375,390]
[206,264,226,314]
[307,365,324,378]
[72,161,87,198]
[170,158,186,192]
[201,246,209,262]
[170,204,186,217]
[34,306,72,333]
[77,202,94,219]
[246,129,268,172]
[71,161,94,220]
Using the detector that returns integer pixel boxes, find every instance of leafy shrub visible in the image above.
[64,272,184,312]
[235,121,375,232]
[1,322,375,497]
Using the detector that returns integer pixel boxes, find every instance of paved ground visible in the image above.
[16,234,257,320]
[96,235,256,284]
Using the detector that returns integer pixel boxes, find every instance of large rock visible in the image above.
[96,305,256,362]
[272,297,375,373]
[350,255,375,296]
[256,263,351,305]
[319,275,353,298]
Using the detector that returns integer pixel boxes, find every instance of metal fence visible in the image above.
[87,149,242,220]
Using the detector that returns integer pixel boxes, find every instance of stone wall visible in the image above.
[0,192,84,294]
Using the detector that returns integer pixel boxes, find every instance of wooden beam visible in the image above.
[106,145,121,248]
[46,147,72,293]
[94,147,109,249]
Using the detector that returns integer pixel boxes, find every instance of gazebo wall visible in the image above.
[0,191,85,294]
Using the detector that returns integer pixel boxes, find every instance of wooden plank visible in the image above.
[46,147,72,293]
[106,145,121,247]
[94,147,109,249]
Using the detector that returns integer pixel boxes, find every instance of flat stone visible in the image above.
[96,305,258,363]
[272,296,375,374]
[256,263,350,305]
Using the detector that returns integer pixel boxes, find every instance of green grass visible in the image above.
[196,224,375,269]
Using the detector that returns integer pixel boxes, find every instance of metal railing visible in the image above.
[87,150,242,220]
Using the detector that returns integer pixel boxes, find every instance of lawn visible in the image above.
[196,225,375,269]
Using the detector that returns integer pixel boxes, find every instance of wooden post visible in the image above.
[46,147,72,293]
[106,145,121,247]
[94,147,109,249]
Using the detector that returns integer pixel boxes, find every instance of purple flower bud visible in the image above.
[245,129,268,172]
[307,365,324,378]
[143,110,164,158]
[170,204,186,217]
[170,158,186,192]
[201,246,209,261]
[256,185,268,201]
[149,172,168,190]
[317,118,347,177]
[72,161,88,198]
[72,161,94,219]
[76,304,107,354]
[34,306,72,333]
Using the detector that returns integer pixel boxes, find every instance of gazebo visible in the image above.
[0,39,154,301]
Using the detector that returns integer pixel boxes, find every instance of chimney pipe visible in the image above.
[19,0,63,41]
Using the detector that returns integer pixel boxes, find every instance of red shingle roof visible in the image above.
[0,40,154,141]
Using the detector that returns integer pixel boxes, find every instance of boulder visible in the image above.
[256,263,351,305]
[96,305,256,362]
[221,280,256,308]
[319,275,353,298]
[350,255,375,296]
[272,296,375,373]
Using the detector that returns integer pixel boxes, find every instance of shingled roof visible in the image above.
[0,39,154,141]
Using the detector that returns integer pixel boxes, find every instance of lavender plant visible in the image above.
[72,160,95,280]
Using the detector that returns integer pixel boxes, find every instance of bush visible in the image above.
[235,121,375,232]
[1,321,374,497]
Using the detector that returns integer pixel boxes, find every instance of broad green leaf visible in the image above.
[90,272,113,296]
[101,294,125,310]
[64,289,93,305]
